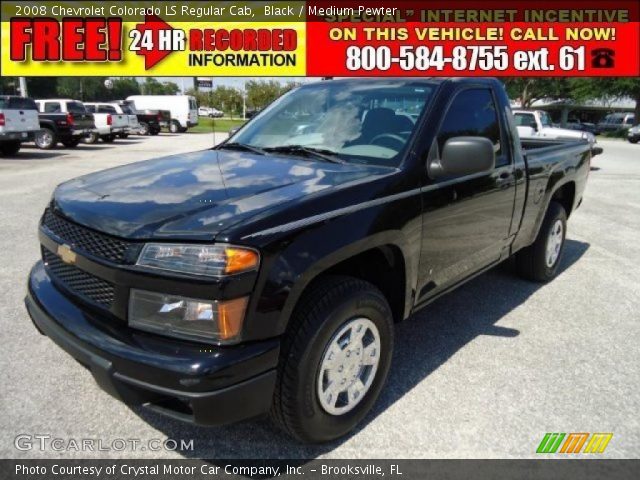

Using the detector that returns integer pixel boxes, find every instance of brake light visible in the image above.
[66,113,74,126]
[0,113,5,126]
[107,114,112,126]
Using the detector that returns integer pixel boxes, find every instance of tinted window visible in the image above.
[0,97,38,110]
[67,102,86,113]
[438,88,504,165]
[98,105,117,113]
[119,104,134,114]
[44,102,61,113]
[85,105,96,113]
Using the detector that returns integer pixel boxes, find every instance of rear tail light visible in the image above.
[107,114,112,126]
[0,113,5,126]
[66,113,74,126]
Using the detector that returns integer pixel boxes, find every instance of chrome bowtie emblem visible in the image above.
[57,244,77,265]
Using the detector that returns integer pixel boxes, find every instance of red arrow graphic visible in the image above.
[133,14,175,70]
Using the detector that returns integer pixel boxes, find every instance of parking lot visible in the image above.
[1,135,638,459]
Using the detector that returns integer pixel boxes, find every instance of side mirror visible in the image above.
[428,136,495,179]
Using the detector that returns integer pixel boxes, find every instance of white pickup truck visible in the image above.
[513,110,599,150]
[107,102,140,138]
[0,96,41,156]
[83,103,128,143]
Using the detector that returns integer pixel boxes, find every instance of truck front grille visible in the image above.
[42,248,115,308]
[41,209,130,263]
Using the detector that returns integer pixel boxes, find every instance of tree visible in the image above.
[57,77,112,101]
[503,78,571,107]
[110,78,141,100]
[245,80,283,109]
[141,78,180,95]
[569,78,640,121]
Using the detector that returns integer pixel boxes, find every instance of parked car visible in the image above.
[513,110,601,154]
[83,103,128,143]
[112,101,165,135]
[126,95,198,133]
[565,122,598,136]
[628,124,640,144]
[597,112,636,133]
[105,102,140,138]
[34,99,96,149]
[26,78,598,443]
[0,96,41,156]
[199,107,224,118]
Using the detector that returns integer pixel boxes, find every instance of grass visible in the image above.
[190,117,245,133]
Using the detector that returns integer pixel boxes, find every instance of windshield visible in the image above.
[539,111,552,127]
[230,80,435,166]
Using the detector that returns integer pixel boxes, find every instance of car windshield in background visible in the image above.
[230,80,435,166]
[67,102,87,113]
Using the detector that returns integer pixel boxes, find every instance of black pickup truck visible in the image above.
[115,101,165,136]
[25,78,596,443]
[34,99,96,149]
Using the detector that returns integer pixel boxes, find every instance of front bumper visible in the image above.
[25,262,279,426]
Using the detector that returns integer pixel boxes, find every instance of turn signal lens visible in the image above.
[224,248,260,275]
[217,296,249,340]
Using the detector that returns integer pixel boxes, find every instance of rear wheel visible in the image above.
[138,122,150,135]
[0,141,21,156]
[83,132,99,144]
[516,201,567,282]
[35,128,57,150]
[169,120,181,133]
[118,132,129,139]
[271,276,394,443]
[101,134,115,143]
[150,127,160,136]
[629,138,639,144]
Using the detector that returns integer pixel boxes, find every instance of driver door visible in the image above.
[415,87,517,306]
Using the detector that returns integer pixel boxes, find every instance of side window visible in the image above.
[438,88,507,167]
[514,113,536,128]
[44,102,61,113]
[98,105,116,113]
[85,105,96,113]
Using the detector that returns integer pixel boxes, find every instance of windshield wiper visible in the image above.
[216,142,266,155]
[265,145,345,164]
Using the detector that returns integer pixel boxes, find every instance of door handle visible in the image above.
[497,171,513,189]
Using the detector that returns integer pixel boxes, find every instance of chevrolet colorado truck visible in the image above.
[34,99,95,149]
[25,78,595,443]
[0,96,41,155]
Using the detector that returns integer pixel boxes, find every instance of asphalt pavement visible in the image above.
[0,135,638,459]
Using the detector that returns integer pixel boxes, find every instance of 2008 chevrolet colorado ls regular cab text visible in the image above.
[25,78,596,443]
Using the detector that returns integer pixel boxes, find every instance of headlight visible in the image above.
[137,243,259,277]
[129,289,248,343]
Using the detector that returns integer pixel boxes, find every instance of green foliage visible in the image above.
[141,78,180,95]
[503,78,571,107]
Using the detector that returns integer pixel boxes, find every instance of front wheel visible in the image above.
[271,276,394,443]
[118,133,129,139]
[629,138,639,144]
[516,201,567,282]
[138,122,150,135]
[0,141,21,156]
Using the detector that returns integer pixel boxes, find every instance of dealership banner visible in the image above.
[1,0,639,77]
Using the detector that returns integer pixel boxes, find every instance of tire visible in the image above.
[271,275,394,443]
[629,138,639,144]
[516,201,567,282]
[0,141,21,156]
[138,122,150,135]
[169,120,181,133]
[84,132,99,144]
[101,134,115,143]
[61,138,81,148]
[118,133,129,139]
[178,126,188,133]
[35,128,57,150]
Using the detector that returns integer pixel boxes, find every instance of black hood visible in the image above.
[52,149,387,240]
